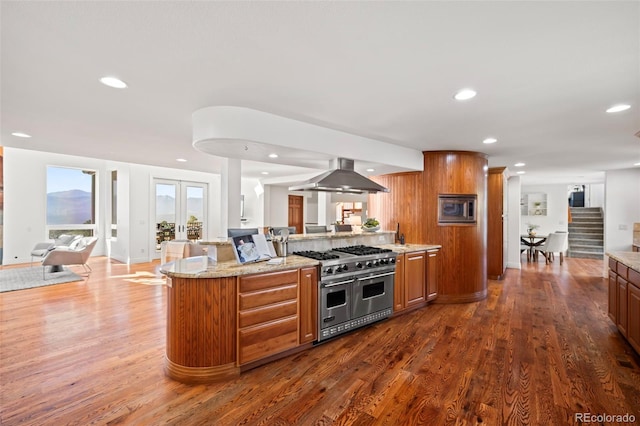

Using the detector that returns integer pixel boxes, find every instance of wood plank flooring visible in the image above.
[1,257,639,425]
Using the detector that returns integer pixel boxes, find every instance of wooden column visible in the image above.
[165,276,239,383]
[423,151,488,303]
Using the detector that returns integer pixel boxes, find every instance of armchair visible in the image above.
[30,234,82,265]
[42,237,98,278]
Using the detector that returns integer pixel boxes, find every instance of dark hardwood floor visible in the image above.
[1,256,638,425]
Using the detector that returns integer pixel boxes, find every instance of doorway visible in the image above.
[153,179,208,255]
[288,195,303,234]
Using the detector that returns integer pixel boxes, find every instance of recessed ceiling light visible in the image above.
[261,171,269,175]
[11,132,31,138]
[100,76,127,89]
[454,88,477,101]
[483,137,497,144]
[606,104,631,113]
[268,153,278,159]
[366,168,375,172]
[516,171,526,174]
[176,158,187,162]
[514,162,525,167]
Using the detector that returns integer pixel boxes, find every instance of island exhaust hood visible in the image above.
[288,158,389,194]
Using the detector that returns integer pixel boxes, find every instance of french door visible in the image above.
[153,179,207,253]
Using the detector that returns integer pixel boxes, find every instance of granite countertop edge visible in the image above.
[161,255,320,279]
[607,251,640,272]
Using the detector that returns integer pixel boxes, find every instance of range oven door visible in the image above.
[320,278,353,329]
[352,270,394,318]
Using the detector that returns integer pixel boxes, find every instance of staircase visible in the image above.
[568,207,604,259]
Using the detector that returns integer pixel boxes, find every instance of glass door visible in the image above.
[154,179,207,254]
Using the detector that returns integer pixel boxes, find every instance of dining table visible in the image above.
[521,234,548,261]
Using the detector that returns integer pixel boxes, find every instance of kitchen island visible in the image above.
[607,251,640,354]
[160,232,440,383]
[160,255,320,383]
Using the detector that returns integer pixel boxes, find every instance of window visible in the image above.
[46,166,96,238]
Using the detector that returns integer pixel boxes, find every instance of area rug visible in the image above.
[0,267,83,293]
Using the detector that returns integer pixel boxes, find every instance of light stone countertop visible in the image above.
[376,243,442,254]
[607,251,640,272]
[160,255,319,279]
[162,234,441,279]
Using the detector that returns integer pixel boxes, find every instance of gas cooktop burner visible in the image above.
[333,245,393,256]
[292,250,340,261]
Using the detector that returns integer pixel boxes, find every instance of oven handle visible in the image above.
[358,271,395,281]
[323,279,354,288]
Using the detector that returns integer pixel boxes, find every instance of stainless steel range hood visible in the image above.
[288,158,389,194]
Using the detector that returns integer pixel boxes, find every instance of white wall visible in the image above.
[506,175,522,269]
[3,148,222,265]
[267,185,292,228]
[520,184,570,235]
[604,168,640,252]
[588,183,605,208]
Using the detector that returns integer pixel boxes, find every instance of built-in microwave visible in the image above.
[438,194,477,224]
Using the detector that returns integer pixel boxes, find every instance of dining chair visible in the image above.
[271,226,296,235]
[535,232,568,264]
[305,225,327,234]
[227,228,259,238]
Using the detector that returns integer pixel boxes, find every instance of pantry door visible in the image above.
[153,179,207,254]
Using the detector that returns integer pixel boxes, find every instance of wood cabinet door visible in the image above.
[618,276,628,337]
[426,250,438,301]
[288,195,304,234]
[405,251,426,308]
[628,283,640,354]
[608,272,618,323]
[393,254,405,312]
[299,266,318,344]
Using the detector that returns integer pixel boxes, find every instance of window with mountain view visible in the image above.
[46,166,96,238]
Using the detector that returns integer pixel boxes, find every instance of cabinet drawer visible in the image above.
[609,257,618,271]
[630,268,640,287]
[238,316,298,365]
[239,270,298,293]
[239,283,297,310]
[238,299,297,328]
[617,263,629,279]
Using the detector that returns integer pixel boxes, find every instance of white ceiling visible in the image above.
[2,1,639,186]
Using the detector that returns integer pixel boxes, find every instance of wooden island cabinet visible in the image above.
[162,256,319,383]
[607,252,640,354]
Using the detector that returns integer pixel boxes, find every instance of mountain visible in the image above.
[47,190,92,224]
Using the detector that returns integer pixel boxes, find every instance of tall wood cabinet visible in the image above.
[488,167,507,280]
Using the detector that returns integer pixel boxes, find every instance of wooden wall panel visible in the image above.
[423,151,488,303]
[368,172,424,244]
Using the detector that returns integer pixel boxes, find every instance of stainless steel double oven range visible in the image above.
[294,245,398,342]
